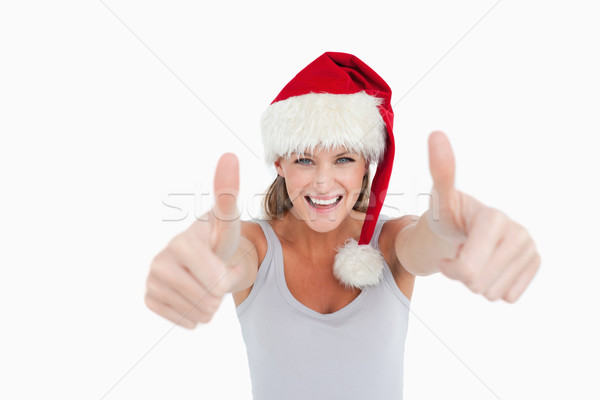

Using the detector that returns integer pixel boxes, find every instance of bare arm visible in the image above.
[223,230,258,294]
[145,153,258,328]
[392,132,540,303]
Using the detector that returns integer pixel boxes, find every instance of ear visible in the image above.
[274,158,285,178]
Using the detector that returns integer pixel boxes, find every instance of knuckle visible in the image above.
[175,309,198,327]
[467,281,485,294]
[486,208,507,228]
[204,290,225,306]
[145,276,162,296]
[179,319,197,329]
[182,307,200,323]
[188,292,222,316]
[152,248,171,265]
[483,289,500,302]
[149,256,162,275]
[197,312,214,324]
[150,260,174,283]
[459,262,478,285]
[205,296,223,313]
[167,234,188,256]
[522,241,538,263]
[189,298,211,315]
[144,294,159,312]
[503,292,519,304]
[152,253,188,288]
[513,224,531,244]
[150,251,173,277]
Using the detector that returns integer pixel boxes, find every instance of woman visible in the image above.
[145,52,541,399]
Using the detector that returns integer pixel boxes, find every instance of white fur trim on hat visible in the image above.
[261,91,386,164]
[333,239,385,289]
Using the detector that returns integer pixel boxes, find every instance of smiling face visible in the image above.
[274,146,369,233]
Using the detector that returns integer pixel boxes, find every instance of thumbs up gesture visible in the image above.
[145,153,251,328]
[426,131,541,302]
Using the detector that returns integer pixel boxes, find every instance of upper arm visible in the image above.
[228,221,267,303]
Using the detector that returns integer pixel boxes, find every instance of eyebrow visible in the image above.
[297,151,351,157]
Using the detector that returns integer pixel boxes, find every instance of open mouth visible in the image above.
[304,195,343,210]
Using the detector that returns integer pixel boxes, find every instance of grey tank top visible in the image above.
[235,216,411,400]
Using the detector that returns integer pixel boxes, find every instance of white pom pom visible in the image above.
[333,239,385,289]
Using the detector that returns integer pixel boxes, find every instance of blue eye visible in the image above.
[337,157,355,164]
[295,158,313,165]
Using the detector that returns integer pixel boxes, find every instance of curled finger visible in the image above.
[144,293,197,329]
[146,275,217,324]
[483,242,538,301]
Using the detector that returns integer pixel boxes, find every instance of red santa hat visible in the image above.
[260,51,395,289]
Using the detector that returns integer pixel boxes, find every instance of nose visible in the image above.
[313,167,334,193]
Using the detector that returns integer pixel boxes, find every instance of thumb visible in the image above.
[210,153,241,260]
[428,131,456,209]
[213,153,239,217]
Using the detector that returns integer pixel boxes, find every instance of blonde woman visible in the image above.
[145,52,541,399]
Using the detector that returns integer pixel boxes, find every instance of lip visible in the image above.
[304,195,343,213]
[306,194,343,201]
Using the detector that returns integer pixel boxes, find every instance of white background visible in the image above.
[1,1,599,399]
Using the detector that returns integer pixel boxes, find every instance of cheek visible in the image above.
[283,172,311,198]
[342,171,367,203]
[341,169,366,188]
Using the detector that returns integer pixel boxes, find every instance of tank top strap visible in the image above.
[253,219,278,251]
[369,214,412,306]
[252,218,280,278]
[369,214,390,250]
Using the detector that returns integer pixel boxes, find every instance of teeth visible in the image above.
[309,196,340,205]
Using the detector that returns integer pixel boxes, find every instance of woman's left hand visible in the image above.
[426,131,541,303]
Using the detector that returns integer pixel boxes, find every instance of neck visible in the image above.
[273,208,366,255]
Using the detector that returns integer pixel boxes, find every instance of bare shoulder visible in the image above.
[378,215,419,300]
[240,220,268,261]
[232,220,268,307]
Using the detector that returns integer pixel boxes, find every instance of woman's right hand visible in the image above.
[145,153,247,329]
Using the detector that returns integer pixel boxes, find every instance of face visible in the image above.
[274,147,368,232]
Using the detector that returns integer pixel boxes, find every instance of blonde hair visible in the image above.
[262,169,371,220]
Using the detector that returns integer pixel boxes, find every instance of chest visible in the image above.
[280,244,362,314]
